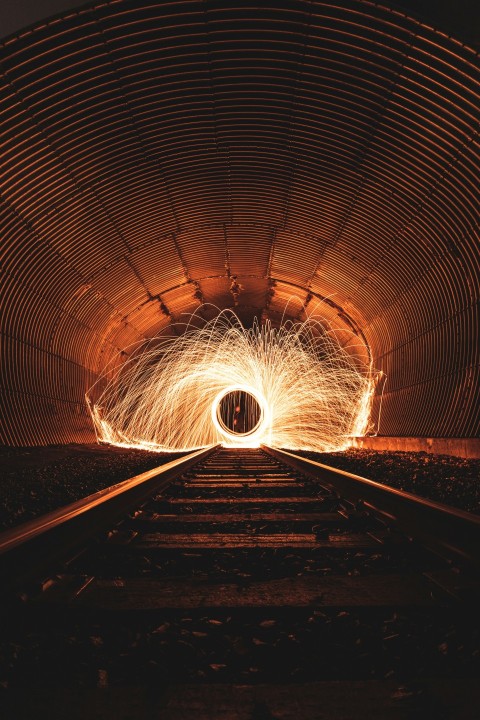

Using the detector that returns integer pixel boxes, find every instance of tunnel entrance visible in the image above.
[216,390,262,436]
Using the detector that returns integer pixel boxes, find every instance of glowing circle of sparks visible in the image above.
[211,384,271,446]
[86,308,380,453]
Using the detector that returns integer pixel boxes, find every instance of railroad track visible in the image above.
[1,446,480,718]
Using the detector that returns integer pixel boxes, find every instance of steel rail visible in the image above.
[263,446,480,570]
[0,444,220,595]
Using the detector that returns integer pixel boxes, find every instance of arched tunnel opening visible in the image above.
[0,1,479,713]
[217,389,262,436]
[0,1,477,453]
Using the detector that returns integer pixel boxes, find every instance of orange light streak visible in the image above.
[86,310,379,452]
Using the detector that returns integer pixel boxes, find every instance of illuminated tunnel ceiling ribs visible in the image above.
[0,0,478,445]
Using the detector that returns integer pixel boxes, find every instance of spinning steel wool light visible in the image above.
[86,310,379,452]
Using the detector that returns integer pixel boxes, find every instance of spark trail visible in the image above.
[86,310,377,452]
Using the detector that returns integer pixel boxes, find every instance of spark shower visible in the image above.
[87,310,378,452]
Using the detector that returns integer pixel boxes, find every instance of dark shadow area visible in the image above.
[218,391,262,436]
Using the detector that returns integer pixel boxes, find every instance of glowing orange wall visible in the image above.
[0,1,478,445]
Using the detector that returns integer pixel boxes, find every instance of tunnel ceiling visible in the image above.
[0,0,478,445]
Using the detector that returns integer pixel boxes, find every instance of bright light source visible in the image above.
[86,309,378,452]
[211,384,270,446]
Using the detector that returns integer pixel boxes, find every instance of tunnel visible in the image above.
[1,3,480,713]
[0,0,478,453]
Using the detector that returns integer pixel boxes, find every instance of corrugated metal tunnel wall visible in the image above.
[0,0,478,446]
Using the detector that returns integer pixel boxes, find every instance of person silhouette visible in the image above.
[233,403,245,433]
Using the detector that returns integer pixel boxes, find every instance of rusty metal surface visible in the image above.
[0,445,219,594]
[265,446,480,569]
[2,446,480,702]
[0,2,478,447]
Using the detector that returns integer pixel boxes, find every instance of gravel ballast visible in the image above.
[1,444,479,533]
[0,444,185,532]
[297,449,480,515]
